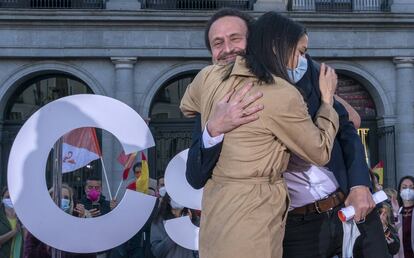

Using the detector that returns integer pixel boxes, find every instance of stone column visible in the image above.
[111,57,137,108]
[392,0,414,13]
[254,0,286,11]
[107,57,137,199]
[393,57,414,180]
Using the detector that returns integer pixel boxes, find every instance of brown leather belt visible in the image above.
[289,190,345,215]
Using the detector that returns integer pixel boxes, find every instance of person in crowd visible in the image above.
[75,175,116,218]
[23,183,94,258]
[184,8,388,258]
[379,202,400,256]
[110,163,156,258]
[127,162,142,191]
[0,187,23,258]
[156,176,165,199]
[396,176,414,258]
[75,176,117,258]
[180,11,340,258]
[150,193,198,258]
[148,187,157,197]
[384,187,400,222]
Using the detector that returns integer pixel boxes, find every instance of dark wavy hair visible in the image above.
[204,8,253,52]
[397,175,414,207]
[245,12,307,84]
[155,193,173,222]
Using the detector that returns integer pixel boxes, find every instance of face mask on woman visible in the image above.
[287,55,308,83]
[2,198,13,209]
[400,188,414,201]
[61,198,71,213]
[158,186,166,197]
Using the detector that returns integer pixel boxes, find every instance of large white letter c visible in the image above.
[8,94,156,253]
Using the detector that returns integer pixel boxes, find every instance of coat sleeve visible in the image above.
[186,114,222,189]
[334,100,371,188]
[180,65,214,118]
[262,84,339,166]
[310,56,371,189]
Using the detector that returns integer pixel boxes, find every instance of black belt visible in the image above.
[289,189,345,215]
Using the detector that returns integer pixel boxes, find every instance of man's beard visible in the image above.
[216,49,245,65]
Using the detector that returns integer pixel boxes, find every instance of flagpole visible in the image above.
[51,138,63,258]
[114,180,123,200]
[99,157,113,200]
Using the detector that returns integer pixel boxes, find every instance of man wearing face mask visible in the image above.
[75,176,116,218]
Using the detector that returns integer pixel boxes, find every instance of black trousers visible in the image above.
[283,206,390,258]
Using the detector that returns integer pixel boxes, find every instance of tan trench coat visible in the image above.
[180,56,339,258]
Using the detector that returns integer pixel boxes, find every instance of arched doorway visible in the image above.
[1,73,100,198]
[149,71,198,179]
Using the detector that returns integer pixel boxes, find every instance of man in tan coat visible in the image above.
[184,8,388,258]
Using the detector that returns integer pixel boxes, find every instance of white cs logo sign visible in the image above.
[164,149,203,250]
[8,95,157,253]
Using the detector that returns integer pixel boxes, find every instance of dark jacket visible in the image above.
[80,194,111,216]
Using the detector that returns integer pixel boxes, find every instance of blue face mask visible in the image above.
[60,198,71,213]
[287,55,308,83]
[2,198,13,209]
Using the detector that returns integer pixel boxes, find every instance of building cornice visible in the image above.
[0,10,413,28]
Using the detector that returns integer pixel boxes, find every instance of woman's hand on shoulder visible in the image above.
[319,63,337,106]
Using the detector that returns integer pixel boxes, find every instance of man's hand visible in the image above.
[344,186,375,222]
[110,199,117,210]
[89,208,101,217]
[207,82,264,137]
[74,203,86,217]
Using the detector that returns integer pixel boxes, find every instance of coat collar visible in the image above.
[228,56,255,78]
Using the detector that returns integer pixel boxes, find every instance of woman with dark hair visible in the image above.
[0,187,23,258]
[395,175,414,258]
[150,193,198,258]
[180,12,339,258]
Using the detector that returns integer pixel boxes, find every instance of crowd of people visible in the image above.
[0,173,411,258]
[0,171,200,258]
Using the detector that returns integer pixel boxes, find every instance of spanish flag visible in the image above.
[117,151,138,180]
[372,161,384,185]
[135,152,149,194]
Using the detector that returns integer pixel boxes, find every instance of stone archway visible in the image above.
[148,71,200,179]
[330,62,396,187]
[0,63,104,194]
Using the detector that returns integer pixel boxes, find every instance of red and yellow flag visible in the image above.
[372,161,384,185]
[135,152,149,194]
[117,151,137,180]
